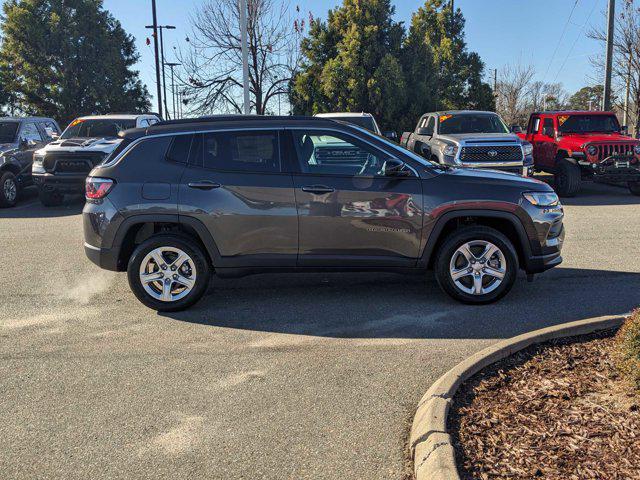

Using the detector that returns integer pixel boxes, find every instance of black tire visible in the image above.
[554,159,581,197]
[38,188,64,206]
[0,171,19,207]
[127,234,211,312]
[629,181,640,196]
[434,226,519,304]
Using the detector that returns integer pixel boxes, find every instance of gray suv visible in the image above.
[83,116,565,311]
[0,116,61,206]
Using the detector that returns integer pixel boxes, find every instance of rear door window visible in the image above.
[166,134,193,164]
[190,130,281,173]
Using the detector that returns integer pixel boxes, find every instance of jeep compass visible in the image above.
[83,116,565,311]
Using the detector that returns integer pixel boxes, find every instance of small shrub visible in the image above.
[614,309,640,390]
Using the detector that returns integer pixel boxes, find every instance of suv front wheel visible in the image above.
[127,234,211,312]
[435,226,518,304]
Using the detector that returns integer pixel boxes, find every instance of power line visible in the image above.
[552,0,601,85]
[542,0,580,83]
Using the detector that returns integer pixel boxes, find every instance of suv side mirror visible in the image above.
[621,125,629,135]
[416,127,433,137]
[383,131,398,141]
[511,125,523,134]
[542,126,554,137]
[382,158,412,177]
[20,138,37,149]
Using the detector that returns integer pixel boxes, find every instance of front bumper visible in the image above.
[580,157,640,182]
[32,172,87,194]
[519,201,565,274]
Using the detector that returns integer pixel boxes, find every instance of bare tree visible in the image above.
[178,0,303,115]
[495,63,536,126]
[589,0,640,135]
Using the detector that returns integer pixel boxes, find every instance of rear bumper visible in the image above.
[33,172,86,193]
[84,242,120,271]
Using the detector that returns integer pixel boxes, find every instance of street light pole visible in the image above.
[165,62,181,120]
[150,0,162,118]
[603,0,615,111]
[146,24,176,119]
[239,0,250,114]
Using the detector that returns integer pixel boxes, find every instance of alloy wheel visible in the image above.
[3,177,17,203]
[139,246,197,302]
[449,240,507,296]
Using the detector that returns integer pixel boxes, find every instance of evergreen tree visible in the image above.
[291,0,406,131]
[0,0,150,123]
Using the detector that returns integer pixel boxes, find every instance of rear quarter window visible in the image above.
[108,136,171,167]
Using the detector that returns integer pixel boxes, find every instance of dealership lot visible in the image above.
[1,181,639,480]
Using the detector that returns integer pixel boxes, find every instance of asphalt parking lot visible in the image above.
[1,180,639,480]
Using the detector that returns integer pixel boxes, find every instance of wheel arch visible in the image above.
[420,210,531,270]
[112,214,222,271]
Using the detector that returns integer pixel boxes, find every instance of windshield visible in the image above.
[438,114,509,135]
[345,124,435,168]
[557,114,620,134]
[335,116,376,132]
[0,122,19,143]
[61,119,136,139]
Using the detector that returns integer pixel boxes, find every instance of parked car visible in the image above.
[0,116,61,207]
[400,110,533,176]
[314,112,397,140]
[516,110,640,196]
[32,113,160,206]
[82,115,564,311]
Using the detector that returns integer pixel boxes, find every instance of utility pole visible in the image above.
[624,51,632,126]
[165,62,181,120]
[603,0,615,111]
[493,68,498,97]
[150,0,162,118]
[146,24,176,119]
[239,0,250,114]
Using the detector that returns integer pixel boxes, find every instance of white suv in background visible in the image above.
[32,113,160,206]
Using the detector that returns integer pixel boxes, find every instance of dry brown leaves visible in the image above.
[450,330,640,480]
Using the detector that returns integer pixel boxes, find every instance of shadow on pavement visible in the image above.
[162,267,639,340]
[533,175,640,206]
[0,187,84,218]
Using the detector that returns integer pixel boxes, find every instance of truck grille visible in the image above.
[43,152,107,174]
[459,145,523,162]
[592,143,635,161]
[314,146,369,165]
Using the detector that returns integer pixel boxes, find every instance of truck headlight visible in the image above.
[442,144,458,156]
[523,191,559,207]
[33,154,44,167]
[522,142,533,156]
[587,145,598,156]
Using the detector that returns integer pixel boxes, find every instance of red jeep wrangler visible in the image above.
[517,111,640,197]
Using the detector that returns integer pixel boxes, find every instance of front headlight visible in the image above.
[442,144,458,156]
[33,154,44,167]
[523,191,559,207]
[587,145,598,156]
[634,144,640,155]
[522,142,533,156]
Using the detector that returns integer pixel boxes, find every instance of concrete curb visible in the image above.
[410,314,626,480]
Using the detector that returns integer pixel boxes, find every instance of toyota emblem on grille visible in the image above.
[487,150,498,157]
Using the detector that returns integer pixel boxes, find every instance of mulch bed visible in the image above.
[450,329,640,480]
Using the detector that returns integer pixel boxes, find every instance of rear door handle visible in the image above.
[188,181,221,190]
[301,185,335,194]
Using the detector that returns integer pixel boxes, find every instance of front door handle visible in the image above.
[188,181,221,190]
[301,185,335,194]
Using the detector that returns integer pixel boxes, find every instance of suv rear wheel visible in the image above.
[435,226,518,304]
[554,159,581,197]
[0,171,18,207]
[38,188,64,207]
[629,181,640,196]
[127,234,211,312]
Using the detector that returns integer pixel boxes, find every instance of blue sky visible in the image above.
[97,1,609,104]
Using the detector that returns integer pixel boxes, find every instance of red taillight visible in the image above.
[85,177,115,199]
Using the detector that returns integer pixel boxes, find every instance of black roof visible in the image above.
[122,115,343,139]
